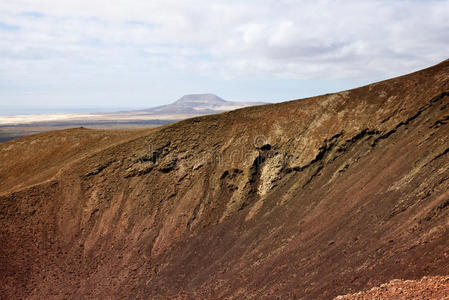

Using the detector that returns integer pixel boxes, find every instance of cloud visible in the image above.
[0,0,448,106]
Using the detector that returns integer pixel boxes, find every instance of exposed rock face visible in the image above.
[1,60,449,299]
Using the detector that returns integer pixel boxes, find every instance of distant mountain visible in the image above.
[0,94,268,142]
[136,94,267,116]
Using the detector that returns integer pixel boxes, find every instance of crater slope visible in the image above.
[1,60,449,299]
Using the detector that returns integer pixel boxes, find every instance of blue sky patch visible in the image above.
[21,11,45,18]
[0,22,19,31]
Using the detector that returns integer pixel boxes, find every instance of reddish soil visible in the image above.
[1,60,449,299]
[336,275,449,299]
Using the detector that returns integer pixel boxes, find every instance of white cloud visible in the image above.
[0,0,448,106]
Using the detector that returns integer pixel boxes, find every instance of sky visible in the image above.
[0,0,448,110]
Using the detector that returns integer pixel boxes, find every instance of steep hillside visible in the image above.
[1,60,449,299]
[0,128,154,195]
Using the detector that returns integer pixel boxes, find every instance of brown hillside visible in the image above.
[1,60,449,299]
[0,128,154,195]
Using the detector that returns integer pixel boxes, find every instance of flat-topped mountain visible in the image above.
[1,60,448,298]
[174,93,227,105]
[136,93,267,115]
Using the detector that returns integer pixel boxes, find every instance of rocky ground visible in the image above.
[1,60,448,299]
[336,276,449,299]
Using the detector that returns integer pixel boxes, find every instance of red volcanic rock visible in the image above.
[1,60,449,299]
[336,276,449,299]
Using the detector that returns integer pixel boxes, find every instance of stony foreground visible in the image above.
[336,276,449,299]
